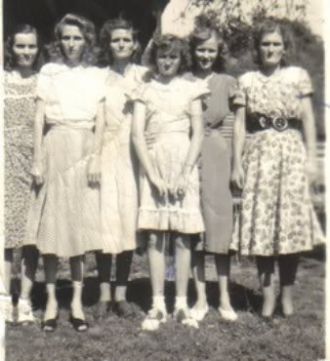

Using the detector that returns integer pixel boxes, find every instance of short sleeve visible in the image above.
[190,79,210,101]
[297,68,313,97]
[232,73,248,107]
[227,76,238,99]
[126,83,148,104]
[36,65,51,100]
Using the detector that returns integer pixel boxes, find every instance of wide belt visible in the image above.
[247,113,302,133]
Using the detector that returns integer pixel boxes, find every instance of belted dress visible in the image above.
[230,66,324,256]
[134,77,209,234]
[25,63,106,257]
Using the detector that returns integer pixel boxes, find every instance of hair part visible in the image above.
[4,24,43,71]
[98,17,141,66]
[47,13,98,66]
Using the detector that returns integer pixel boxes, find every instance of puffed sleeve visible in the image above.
[297,68,313,97]
[232,73,247,107]
[126,83,148,104]
[92,67,108,102]
[36,64,52,100]
[227,75,238,99]
[190,79,210,101]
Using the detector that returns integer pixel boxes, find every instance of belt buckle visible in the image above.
[272,116,288,131]
[258,116,268,129]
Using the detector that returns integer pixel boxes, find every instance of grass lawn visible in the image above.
[6,250,325,361]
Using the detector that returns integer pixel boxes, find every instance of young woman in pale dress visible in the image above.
[25,14,106,332]
[91,18,147,318]
[132,35,208,330]
[3,24,42,324]
[231,19,324,318]
[188,13,237,322]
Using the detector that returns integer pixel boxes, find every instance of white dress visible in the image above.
[100,64,147,254]
[25,63,107,257]
[134,77,209,234]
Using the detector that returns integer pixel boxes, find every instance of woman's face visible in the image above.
[12,32,38,69]
[259,31,285,68]
[60,24,86,63]
[194,33,218,72]
[156,50,181,78]
[109,28,136,61]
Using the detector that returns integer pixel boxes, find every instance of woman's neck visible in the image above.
[194,68,213,79]
[156,73,176,84]
[112,59,131,75]
[13,66,35,78]
[260,64,281,77]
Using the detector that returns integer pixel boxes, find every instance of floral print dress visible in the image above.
[4,71,37,248]
[230,66,324,256]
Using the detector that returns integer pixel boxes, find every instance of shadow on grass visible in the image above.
[12,277,262,315]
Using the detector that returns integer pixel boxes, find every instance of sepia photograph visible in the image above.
[0,0,327,360]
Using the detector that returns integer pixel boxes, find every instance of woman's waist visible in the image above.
[246,113,302,133]
[45,118,95,131]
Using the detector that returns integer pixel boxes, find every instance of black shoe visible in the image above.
[92,301,111,320]
[69,315,89,332]
[42,318,58,332]
[113,301,137,319]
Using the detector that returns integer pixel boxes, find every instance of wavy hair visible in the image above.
[252,18,295,67]
[190,11,227,73]
[143,33,192,78]
[98,17,141,66]
[46,13,98,65]
[4,24,43,71]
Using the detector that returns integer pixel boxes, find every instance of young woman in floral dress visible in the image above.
[4,24,42,324]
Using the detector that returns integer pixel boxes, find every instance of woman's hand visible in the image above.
[231,164,245,189]
[87,155,101,185]
[149,172,167,197]
[31,161,44,186]
[144,131,156,150]
[171,168,190,198]
[306,156,318,185]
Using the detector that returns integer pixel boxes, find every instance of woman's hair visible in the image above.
[47,13,98,65]
[190,12,227,72]
[4,24,43,71]
[143,33,192,76]
[252,18,295,67]
[98,17,141,66]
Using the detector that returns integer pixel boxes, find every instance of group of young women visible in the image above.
[4,12,324,333]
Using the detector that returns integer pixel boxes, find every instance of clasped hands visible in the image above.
[149,170,190,199]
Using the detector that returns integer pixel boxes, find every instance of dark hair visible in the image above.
[190,12,227,73]
[252,18,295,67]
[144,33,192,76]
[98,17,141,66]
[47,13,98,65]
[4,24,43,71]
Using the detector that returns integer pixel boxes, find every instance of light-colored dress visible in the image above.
[25,63,106,257]
[100,64,147,254]
[135,77,208,234]
[230,66,324,256]
[4,71,37,248]
[187,73,237,254]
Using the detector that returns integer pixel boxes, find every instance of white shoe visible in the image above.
[141,307,167,331]
[190,305,209,322]
[17,298,35,324]
[1,295,14,323]
[218,306,238,321]
[174,308,199,329]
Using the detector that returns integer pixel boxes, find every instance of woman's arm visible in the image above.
[31,98,46,185]
[301,96,318,183]
[132,101,167,196]
[231,106,246,189]
[87,100,105,184]
[173,99,204,196]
